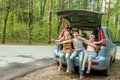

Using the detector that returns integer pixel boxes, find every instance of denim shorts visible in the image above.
[84,51,96,62]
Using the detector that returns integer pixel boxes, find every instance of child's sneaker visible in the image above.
[82,67,85,71]
[86,69,90,74]
[57,67,62,71]
[80,75,84,80]
[66,68,70,73]
[68,70,75,74]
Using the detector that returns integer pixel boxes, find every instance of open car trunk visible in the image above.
[55,9,103,30]
[56,9,104,55]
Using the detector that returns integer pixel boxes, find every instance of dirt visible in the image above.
[14,53,120,80]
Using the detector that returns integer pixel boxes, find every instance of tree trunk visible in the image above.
[100,0,103,11]
[92,1,95,10]
[1,0,11,44]
[115,14,118,40]
[106,0,111,27]
[10,0,14,26]
[17,1,21,23]
[82,0,88,9]
[39,0,46,24]
[57,18,62,38]
[56,0,64,38]
[68,0,73,9]
[48,0,52,44]
[28,0,33,45]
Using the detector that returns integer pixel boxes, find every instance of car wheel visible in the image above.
[103,59,112,76]
[103,66,110,76]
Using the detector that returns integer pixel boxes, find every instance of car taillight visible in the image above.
[56,56,59,58]
[101,43,106,46]
[92,62,99,65]
[99,28,106,46]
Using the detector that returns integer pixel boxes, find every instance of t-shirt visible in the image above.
[87,42,95,52]
[72,38,84,50]
[62,36,72,53]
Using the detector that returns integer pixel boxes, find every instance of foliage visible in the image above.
[0,0,119,45]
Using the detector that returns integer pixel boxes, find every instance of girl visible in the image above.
[77,34,106,74]
[55,30,72,73]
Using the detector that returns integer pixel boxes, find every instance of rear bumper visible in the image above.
[54,51,109,71]
[90,57,110,70]
[72,56,109,70]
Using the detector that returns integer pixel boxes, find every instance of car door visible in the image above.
[106,29,117,57]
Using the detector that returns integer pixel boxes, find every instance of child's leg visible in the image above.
[86,56,92,74]
[70,50,79,72]
[86,61,92,73]
[58,53,65,71]
[82,59,86,70]
[65,53,71,73]
[82,51,88,70]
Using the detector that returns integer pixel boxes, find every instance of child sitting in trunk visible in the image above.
[77,34,106,74]
[55,30,72,73]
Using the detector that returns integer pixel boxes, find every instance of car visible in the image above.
[53,9,118,76]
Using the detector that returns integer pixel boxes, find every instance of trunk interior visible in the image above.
[58,27,101,54]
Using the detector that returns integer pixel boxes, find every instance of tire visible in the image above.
[103,66,110,76]
[103,59,112,76]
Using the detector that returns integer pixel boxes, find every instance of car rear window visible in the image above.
[68,15,98,23]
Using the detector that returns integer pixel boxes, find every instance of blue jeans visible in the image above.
[70,49,84,77]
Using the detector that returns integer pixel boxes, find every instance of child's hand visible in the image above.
[76,36,80,39]
[76,35,81,39]
[95,45,100,50]
[101,39,107,43]
[55,40,59,45]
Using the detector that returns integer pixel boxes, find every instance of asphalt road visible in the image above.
[0,45,55,80]
[118,46,120,53]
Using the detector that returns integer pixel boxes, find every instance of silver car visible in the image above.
[54,9,118,76]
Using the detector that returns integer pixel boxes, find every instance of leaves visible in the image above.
[0,0,119,44]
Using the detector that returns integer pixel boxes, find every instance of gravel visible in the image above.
[14,53,120,80]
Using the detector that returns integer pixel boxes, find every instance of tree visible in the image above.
[39,0,46,24]
[106,0,111,27]
[1,0,12,44]
[82,0,88,9]
[28,0,33,44]
[114,0,120,40]
[56,0,64,38]
[0,0,120,44]
[48,0,52,44]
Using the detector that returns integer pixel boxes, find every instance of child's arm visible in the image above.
[60,40,72,44]
[84,41,99,49]
[77,35,89,43]
[77,35,97,48]
[55,37,64,44]
[77,35,99,49]
[94,39,107,44]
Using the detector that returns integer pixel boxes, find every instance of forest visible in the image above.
[0,0,120,45]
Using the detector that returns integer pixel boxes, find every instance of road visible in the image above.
[0,45,55,80]
[118,46,120,53]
